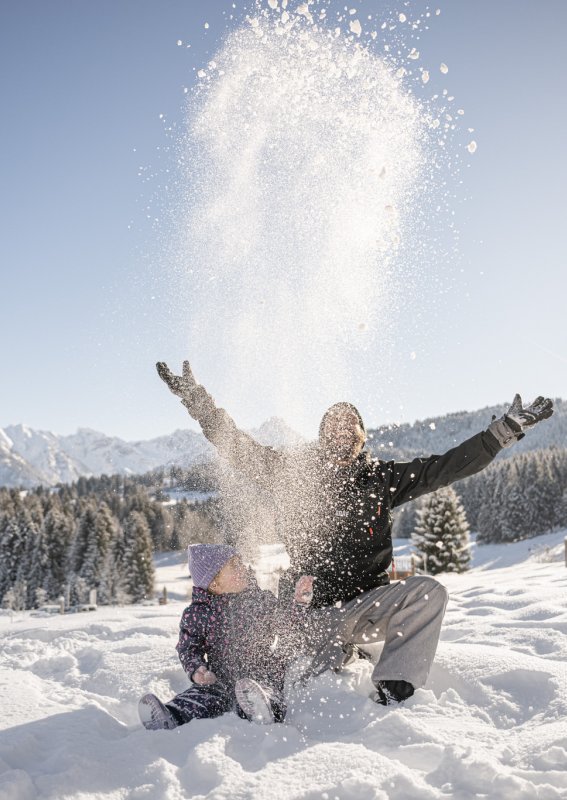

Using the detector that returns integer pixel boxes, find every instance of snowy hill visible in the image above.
[1,399,564,489]
[366,397,567,461]
[0,532,566,799]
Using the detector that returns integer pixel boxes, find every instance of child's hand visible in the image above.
[294,575,314,605]
[192,665,217,685]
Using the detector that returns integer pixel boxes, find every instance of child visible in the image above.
[138,543,313,730]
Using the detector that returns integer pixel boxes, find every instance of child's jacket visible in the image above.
[176,574,309,693]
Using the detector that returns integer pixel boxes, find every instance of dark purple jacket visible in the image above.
[176,575,309,693]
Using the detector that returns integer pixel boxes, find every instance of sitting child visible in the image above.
[138,543,313,730]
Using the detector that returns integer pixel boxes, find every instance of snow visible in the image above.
[349,19,362,37]
[1,533,566,798]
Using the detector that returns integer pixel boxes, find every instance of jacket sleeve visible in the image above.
[387,430,502,508]
[176,603,209,681]
[180,386,283,490]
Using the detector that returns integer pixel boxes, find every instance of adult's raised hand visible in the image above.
[156,360,198,400]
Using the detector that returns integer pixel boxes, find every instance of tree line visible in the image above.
[0,475,222,611]
[393,446,567,544]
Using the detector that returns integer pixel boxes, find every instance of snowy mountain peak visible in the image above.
[0,417,305,489]
[0,429,14,450]
[250,416,305,449]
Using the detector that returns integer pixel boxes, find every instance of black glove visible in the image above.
[504,394,554,432]
[488,393,553,448]
[156,360,214,419]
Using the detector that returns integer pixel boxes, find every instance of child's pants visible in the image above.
[165,680,286,725]
[309,575,449,690]
[166,683,234,725]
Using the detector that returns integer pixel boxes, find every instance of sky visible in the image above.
[1,0,566,442]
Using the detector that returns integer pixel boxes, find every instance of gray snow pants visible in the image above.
[308,576,449,690]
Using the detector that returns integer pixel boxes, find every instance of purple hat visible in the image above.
[187,543,239,589]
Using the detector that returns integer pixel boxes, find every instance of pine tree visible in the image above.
[25,516,50,607]
[42,507,75,600]
[412,486,471,575]
[0,514,21,600]
[13,508,42,608]
[121,512,155,603]
[97,508,129,605]
[70,503,97,576]
[500,484,529,542]
[476,470,505,544]
[558,489,567,529]
[79,503,115,592]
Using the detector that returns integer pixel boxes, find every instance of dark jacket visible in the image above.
[176,575,308,693]
[183,391,503,607]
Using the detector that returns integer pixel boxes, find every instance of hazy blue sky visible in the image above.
[1,0,566,441]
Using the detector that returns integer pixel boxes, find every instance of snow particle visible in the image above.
[429,422,436,430]
[399,13,407,22]
[440,62,448,74]
[204,22,210,29]
[349,19,362,36]
[421,70,430,83]
[467,140,478,154]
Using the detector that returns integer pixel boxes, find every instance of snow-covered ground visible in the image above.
[1,532,566,800]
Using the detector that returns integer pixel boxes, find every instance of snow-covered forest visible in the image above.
[394,445,567,543]
[0,478,222,611]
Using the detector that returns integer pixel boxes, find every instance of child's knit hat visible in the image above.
[188,543,238,589]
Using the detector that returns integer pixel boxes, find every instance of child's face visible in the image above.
[208,556,249,595]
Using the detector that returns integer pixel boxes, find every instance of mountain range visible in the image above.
[1,399,564,488]
[0,418,304,488]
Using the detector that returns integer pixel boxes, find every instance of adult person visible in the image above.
[157,360,553,703]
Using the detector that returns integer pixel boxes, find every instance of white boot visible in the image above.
[138,693,178,730]
[235,679,285,725]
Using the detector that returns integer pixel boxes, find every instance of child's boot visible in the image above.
[235,679,286,724]
[138,693,179,730]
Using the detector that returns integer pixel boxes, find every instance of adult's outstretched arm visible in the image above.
[387,393,553,508]
[156,360,283,488]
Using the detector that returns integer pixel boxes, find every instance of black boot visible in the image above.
[372,679,414,705]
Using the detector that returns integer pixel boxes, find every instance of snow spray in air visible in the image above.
[173,1,447,552]
[175,1,436,433]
